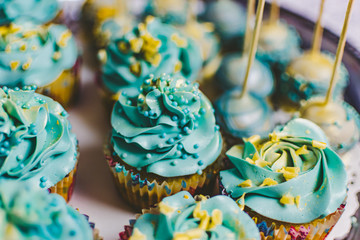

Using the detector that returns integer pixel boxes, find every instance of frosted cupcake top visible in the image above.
[101,16,202,95]
[129,191,260,240]
[220,118,347,223]
[0,181,92,240]
[0,88,78,189]
[111,74,222,177]
[0,0,59,25]
[0,22,77,88]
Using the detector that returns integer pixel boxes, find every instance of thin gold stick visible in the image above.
[243,0,256,53]
[269,0,279,23]
[311,0,326,53]
[239,0,266,98]
[324,0,354,105]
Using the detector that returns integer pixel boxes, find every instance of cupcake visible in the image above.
[0,0,60,25]
[0,180,97,240]
[0,22,79,108]
[0,87,78,201]
[299,97,360,153]
[105,74,223,210]
[100,16,202,107]
[279,52,349,109]
[201,0,247,52]
[219,118,347,239]
[119,191,261,240]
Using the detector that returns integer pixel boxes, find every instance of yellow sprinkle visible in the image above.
[280,193,295,205]
[177,210,181,213]
[174,229,204,240]
[10,61,20,71]
[5,45,11,53]
[259,178,278,187]
[158,201,175,215]
[236,193,246,211]
[238,179,252,188]
[174,61,182,73]
[171,33,188,48]
[246,135,261,144]
[19,44,27,52]
[277,167,300,181]
[305,130,311,134]
[295,196,301,208]
[98,49,107,64]
[183,194,189,199]
[52,51,62,61]
[118,41,129,53]
[56,120,59,125]
[312,140,326,149]
[252,152,260,161]
[22,59,32,70]
[31,45,38,51]
[128,228,146,240]
[129,38,144,53]
[138,23,146,33]
[145,15,155,24]
[58,30,72,48]
[208,209,223,229]
[255,159,270,168]
[269,131,280,142]
[23,30,38,38]
[295,145,310,155]
[245,157,255,164]
[198,214,210,230]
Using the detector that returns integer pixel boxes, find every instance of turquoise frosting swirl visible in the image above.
[111,74,222,177]
[0,0,59,25]
[220,118,347,223]
[130,191,260,240]
[0,181,92,240]
[101,16,202,95]
[0,22,78,88]
[0,88,78,189]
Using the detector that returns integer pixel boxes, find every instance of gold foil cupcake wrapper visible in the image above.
[250,203,345,240]
[36,58,81,108]
[49,162,78,202]
[105,144,222,210]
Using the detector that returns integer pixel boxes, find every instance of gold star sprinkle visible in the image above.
[280,193,295,205]
[171,33,188,48]
[238,179,252,188]
[10,61,20,71]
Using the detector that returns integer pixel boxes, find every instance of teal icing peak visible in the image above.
[102,17,202,95]
[220,118,347,223]
[0,22,77,88]
[0,181,92,240]
[0,88,77,189]
[131,191,260,240]
[0,0,59,25]
[111,74,222,177]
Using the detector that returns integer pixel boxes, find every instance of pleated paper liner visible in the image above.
[83,214,104,240]
[48,162,78,202]
[104,143,225,210]
[36,58,81,109]
[248,203,345,240]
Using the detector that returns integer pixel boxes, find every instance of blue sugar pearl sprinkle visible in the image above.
[167,138,175,144]
[172,101,178,107]
[168,95,174,100]
[198,160,204,166]
[138,97,144,103]
[199,108,206,115]
[146,153,152,159]
[193,153,199,159]
[14,87,20,91]
[215,125,220,131]
[143,111,149,117]
[180,119,187,125]
[126,100,132,105]
[144,79,151,85]
[121,91,127,96]
[177,144,183,150]
[3,141,9,148]
[193,144,199,149]
[176,134,183,139]
[0,148,6,154]
[160,133,166,138]
[40,176,47,182]
[172,115,178,121]
[39,182,46,188]
[196,169,203,175]
[115,164,122,173]
[181,154,188,159]
[69,230,76,236]
[175,150,182,156]
[170,160,177,166]
[149,110,155,116]
[60,111,68,117]
[121,153,127,158]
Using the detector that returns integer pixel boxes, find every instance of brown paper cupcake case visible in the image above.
[36,58,81,108]
[104,143,224,210]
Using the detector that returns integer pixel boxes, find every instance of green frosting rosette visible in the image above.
[0,181,92,240]
[220,118,347,224]
[0,21,77,88]
[0,0,59,25]
[0,87,78,189]
[127,191,260,240]
[111,74,222,177]
[101,16,202,95]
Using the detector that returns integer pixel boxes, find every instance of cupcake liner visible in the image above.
[105,143,224,210]
[48,162,78,202]
[250,203,345,240]
[83,214,104,240]
[36,58,81,108]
